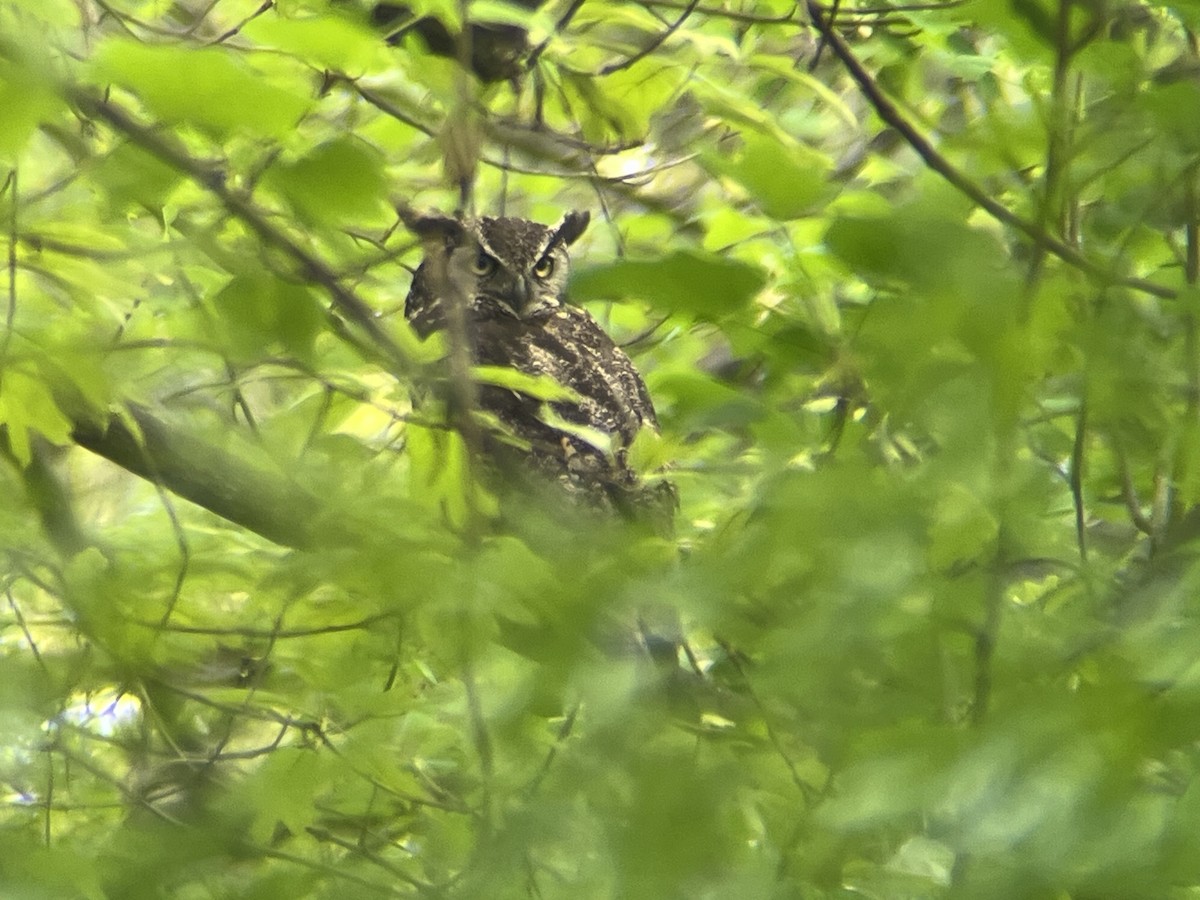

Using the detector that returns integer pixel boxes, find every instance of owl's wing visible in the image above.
[470,305,675,523]
[473,305,657,455]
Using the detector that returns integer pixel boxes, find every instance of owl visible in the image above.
[402,209,675,525]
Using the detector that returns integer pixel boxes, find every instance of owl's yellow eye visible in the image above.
[532,256,555,279]
[472,251,497,275]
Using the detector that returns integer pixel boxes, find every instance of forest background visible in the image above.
[2,0,1200,897]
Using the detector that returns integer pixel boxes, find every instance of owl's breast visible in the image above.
[471,306,657,448]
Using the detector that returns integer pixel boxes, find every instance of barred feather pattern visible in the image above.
[404,213,675,522]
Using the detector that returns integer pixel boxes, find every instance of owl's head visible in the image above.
[403,208,590,320]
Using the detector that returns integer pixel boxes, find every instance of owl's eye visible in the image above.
[472,251,497,276]
[532,256,555,279]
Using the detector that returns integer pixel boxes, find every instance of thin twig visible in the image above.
[126,611,397,638]
[461,650,494,826]
[804,1,1178,302]
[6,587,46,671]
[206,0,274,46]
[2,167,16,387]
[810,0,967,10]
[643,0,797,25]
[971,561,1005,726]
[1069,402,1087,562]
[524,704,579,796]
[152,481,189,628]
[64,89,414,378]
[1115,441,1154,535]
[528,0,588,68]
[304,825,443,896]
[717,639,817,804]
[599,0,700,75]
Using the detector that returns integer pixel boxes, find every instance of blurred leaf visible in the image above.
[242,12,385,71]
[653,368,766,429]
[0,58,62,161]
[705,131,833,220]
[0,838,106,900]
[266,137,389,225]
[825,209,1006,295]
[91,40,310,138]
[0,368,73,465]
[572,252,767,318]
[407,422,497,526]
[3,0,76,24]
[208,272,324,362]
[242,748,325,843]
[409,0,463,31]
[471,0,556,31]
[10,2,1200,898]
[91,141,184,210]
[540,405,614,456]
[1140,80,1200,151]
[472,364,581,402]
[927,482,999,570]
[626,425,672,475]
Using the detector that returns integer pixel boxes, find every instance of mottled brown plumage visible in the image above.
[403,210,674,522]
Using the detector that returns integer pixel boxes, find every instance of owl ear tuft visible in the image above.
[398,205,466,246]
[553,210,590,247]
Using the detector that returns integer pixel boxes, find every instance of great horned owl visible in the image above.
[402,209,674,524]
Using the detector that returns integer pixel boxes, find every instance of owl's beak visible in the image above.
[501,274,534,318]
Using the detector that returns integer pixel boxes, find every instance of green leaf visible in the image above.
[1141,80,1200,151]
[0,368,74,466]
[208,272,324,362]
[824,209,1006,296]
[539,405,614,455]
[407,423,497,526]
[626,425,672,475]
[927,482,999,570]
[242,13,385,71]
[3,0,76,24]
[471,364,581,402]
[470,0,556,31]
[571,251,767,319]
[0,839,106,900]
[265,137,389,225]
[91,40,310,138]
[705,131,833,220]
[652,368,765,429]
[91,140,184,210]
[408,0,462,31]
[0,58,62,161]
[242,748,324,844]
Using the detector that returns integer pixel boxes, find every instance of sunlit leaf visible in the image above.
[91,40,310,138]
[0,368,73,465]
[242,13,386,72]
[472,364,581,401]
[0,58,62,161]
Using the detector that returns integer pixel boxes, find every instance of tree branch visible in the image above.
[600,0,700,75]
[70,403,321,549]
[63,87,416,378]
[805,1,1178,302]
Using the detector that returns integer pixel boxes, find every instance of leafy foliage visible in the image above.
[2,1,1200,897]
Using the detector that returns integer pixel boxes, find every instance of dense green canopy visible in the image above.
[2,1,1200,897]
